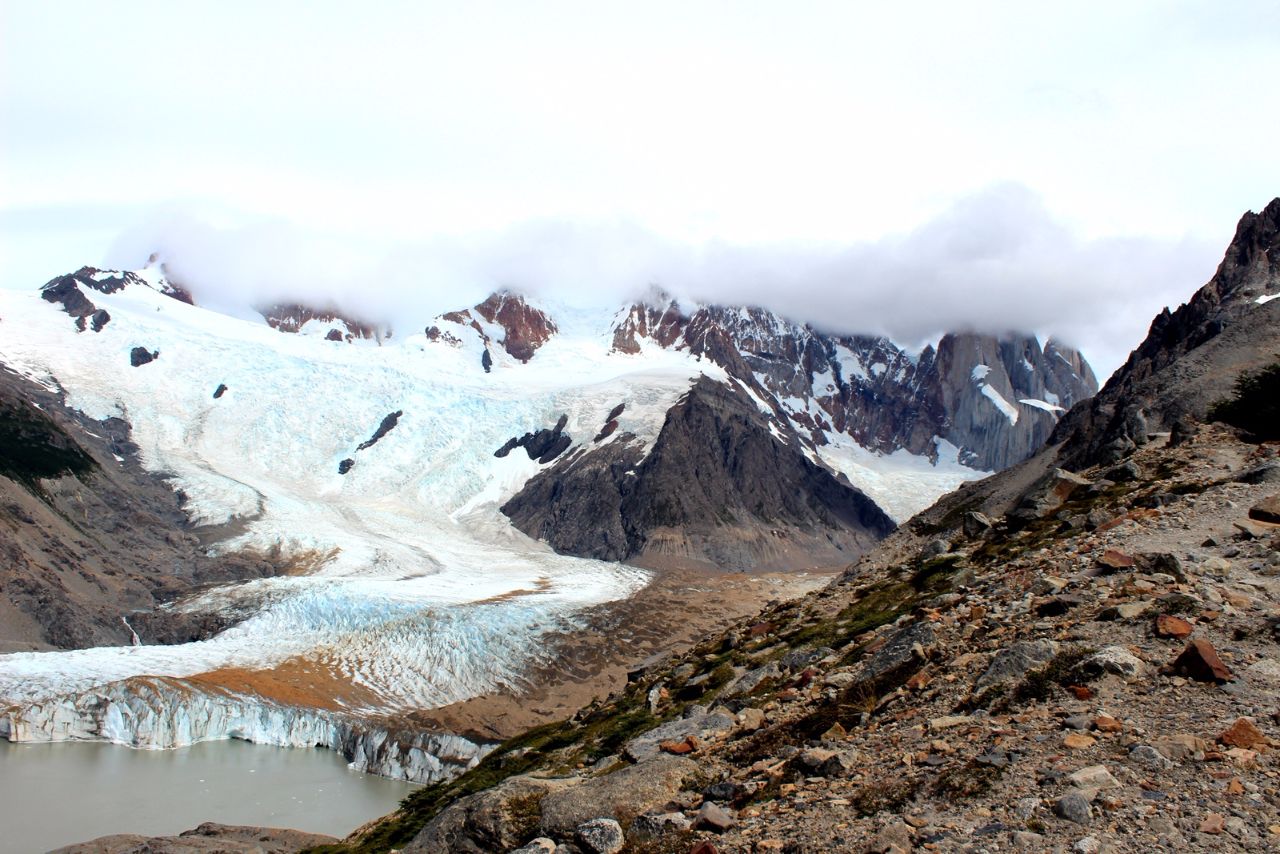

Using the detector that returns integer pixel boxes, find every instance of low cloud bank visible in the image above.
[106,184,1219,380]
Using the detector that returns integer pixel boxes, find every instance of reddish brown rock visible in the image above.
[259,302,387,341]
[1063,732,1096,750]
[1200,813,1226,834]
[1093,715,1123,733]
[1097,549,1136,570]
[1219,718,1270,750]
[1155,614,1194,639]
[1172,638,1234,683]
[473,292,557,362]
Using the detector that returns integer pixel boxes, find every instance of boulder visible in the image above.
[975,639,1058,692]
[1055,790,1093,825]
[856,621,937,690]
[1151,734,1209,762]
[622,708,734,763]
[1171,638,1233,683]
[510,840,558,854]
[692,802,737,833]
[407,776,572,854]
[1082,646,1148,681]
[1012,469,1092,523]
[1067,765,1120,790]
[1095,549,1135,572]
[962,511,993,538]
[1218,718,1271,750]
[575,818,625,854]
[1248,494,1280,524]
[629,812,692,838]
[539,756,695,836]
[1154,614,1193,639]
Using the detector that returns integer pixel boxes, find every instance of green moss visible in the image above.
[911,554,964,592]
[934,760,1003,798]
[505,791,546,845]
[847,777,920,816]
[1008,645,1096,707]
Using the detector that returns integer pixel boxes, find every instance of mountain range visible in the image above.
[11,199,1278,853]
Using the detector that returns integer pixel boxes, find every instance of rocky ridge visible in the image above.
[502,377,895,569]
[260,302,391,343]
[610,299,1097,472]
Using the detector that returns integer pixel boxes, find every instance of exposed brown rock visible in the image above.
[1154,614,1194,639]
[1219,718,1270,750]
[473,292,558,362]
[1171,638,1233,683]
[1097,549,1135,570]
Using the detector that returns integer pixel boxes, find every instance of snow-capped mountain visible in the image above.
[0,261,1095,781]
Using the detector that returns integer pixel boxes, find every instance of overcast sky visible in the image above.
[3,1,1279,378]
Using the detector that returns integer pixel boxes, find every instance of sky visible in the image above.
[3,1,1279,379]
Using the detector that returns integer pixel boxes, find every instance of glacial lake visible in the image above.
[0,739,418,853]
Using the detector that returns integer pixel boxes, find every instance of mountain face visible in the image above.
[609,300,1096,472]
[0,366,281,652]
[1053,197,1280,467]
[502,376,895,569]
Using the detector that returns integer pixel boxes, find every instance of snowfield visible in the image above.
[0,268,989,756]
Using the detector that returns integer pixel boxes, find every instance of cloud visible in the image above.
[105,184,1221,380]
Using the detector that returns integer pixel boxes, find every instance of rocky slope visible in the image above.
[0,364,286,652]
[503,376,894,570]
[610,300,1097,472]
[308,200,1280,854]
[1053,196,1280,469]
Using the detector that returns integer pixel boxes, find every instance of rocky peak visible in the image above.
[438,291,558,363]
[607,297,1098,472]
[258,302,390,343]
[1053,197,1280,466]
[473,292,557,362]
[39,265,193,333]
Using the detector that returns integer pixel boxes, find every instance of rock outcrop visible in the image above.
[609,300,1096,471]
[439,291,558,363]
[259,302,390,343]
[51,822,339,854]
[0,365,282,651]
[1053,197,1280,466]
[502,376,895,569]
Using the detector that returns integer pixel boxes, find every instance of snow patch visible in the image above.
[1019,398,1066,414]
[980,383,1019,424]
[816,434,988,523]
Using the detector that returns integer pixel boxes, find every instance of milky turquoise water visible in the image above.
[0,739,417,853]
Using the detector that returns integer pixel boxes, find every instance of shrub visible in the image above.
[1208,361,1280,440]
